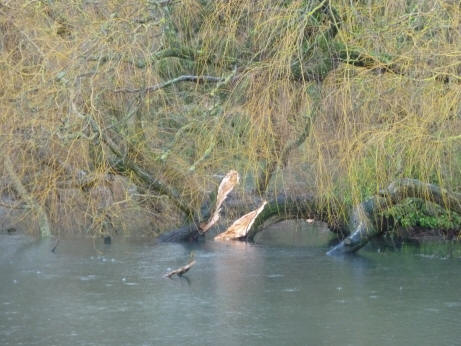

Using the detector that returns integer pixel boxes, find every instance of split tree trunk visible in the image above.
[158,193,328,242]
[159,178,460,256]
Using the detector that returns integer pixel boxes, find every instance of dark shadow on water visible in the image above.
[165,274,192,287]
[326,248,375,267]
[179,275,192,286]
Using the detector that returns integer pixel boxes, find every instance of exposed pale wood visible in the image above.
[159,193,323,242]
[200,170,240,233]
[214,201,268,241]
[159,175,460,256]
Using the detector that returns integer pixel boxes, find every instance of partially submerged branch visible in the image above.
[246,193,322,240]
[160,174,459,258]
[157,171,241,241]
[164,259,196,278]
[159,192,322,243]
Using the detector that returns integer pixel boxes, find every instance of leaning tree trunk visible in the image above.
[327,179,461,255]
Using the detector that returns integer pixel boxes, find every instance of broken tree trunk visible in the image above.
[159,192,325,242]
[158,170,240,242]
[159,176,459,258]
[246,194,324,240]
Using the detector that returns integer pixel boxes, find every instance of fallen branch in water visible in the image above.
[164,259,196,278]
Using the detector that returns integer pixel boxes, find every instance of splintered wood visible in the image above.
[199,170,240,233]
[214,201,267,241]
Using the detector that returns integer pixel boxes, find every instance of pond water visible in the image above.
[1,224,461,346]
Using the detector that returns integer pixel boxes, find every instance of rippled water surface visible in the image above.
[1,227,461,346]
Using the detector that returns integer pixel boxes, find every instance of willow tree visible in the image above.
[1,0,460,248]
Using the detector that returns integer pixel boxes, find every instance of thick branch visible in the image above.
[114,75,224,94]
[384,179,461,214]
[246,194,321,240]
[257,110,314,193]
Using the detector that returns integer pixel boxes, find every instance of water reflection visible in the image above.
[1,233,461,346]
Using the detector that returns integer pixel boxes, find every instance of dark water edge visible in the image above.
[1,226,461,346]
